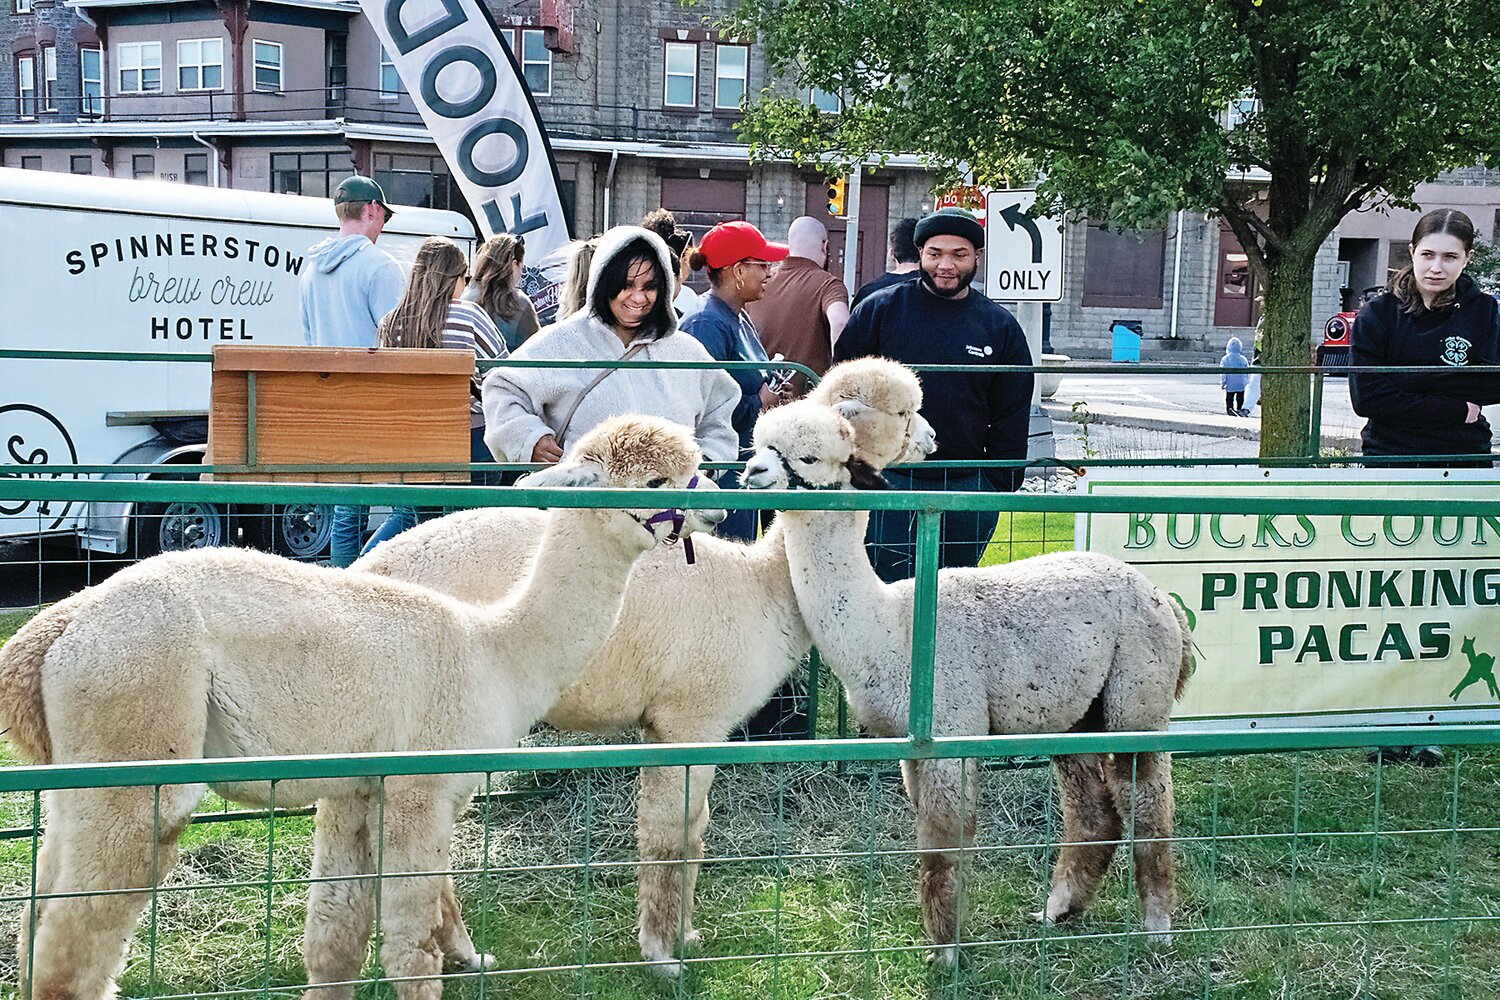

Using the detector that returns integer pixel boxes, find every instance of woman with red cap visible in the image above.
[681,221,791,541]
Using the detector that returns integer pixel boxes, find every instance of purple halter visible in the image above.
[643,474,701,564]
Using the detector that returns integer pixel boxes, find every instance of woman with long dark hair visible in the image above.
[362,237,506,554]
[462,233,540,350]
[1351,208,1499,465]
[480,226,738,470]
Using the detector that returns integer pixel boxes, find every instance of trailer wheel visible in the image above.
[133,500,229,559]
[266,502,334,561]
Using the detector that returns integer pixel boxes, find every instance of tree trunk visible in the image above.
[1257,253,1318,458]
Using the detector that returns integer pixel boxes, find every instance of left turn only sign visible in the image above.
[984,190,1063,302]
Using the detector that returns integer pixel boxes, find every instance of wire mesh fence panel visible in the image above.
[1,740,1497,999]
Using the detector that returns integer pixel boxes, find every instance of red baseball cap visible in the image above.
[697,221,790,268]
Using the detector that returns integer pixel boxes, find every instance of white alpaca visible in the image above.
[743,401,1193,963]
[0,416,723,1000]
[352,358,934,971]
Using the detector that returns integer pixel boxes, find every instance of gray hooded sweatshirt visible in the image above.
[299,234,405,347]
[480,226,739,464]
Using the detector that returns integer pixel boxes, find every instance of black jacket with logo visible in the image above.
[836,279,1034,490]
[1350,274,1500,459]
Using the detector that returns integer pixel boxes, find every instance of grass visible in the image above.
[2,522,1498,998]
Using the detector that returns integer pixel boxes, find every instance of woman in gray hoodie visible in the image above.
[481,226,739,469]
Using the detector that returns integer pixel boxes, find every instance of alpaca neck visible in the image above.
[483,509,646,718]
[779,508,904,699]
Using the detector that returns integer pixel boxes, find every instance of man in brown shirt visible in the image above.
[746,216,851,396]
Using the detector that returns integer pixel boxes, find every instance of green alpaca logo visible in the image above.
[1449,636,1498,702]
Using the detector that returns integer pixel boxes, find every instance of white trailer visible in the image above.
[0,167,476,558]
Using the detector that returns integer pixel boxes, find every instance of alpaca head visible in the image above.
[518,415,727,550]
[807,358,937,467]
[742,401,889,492]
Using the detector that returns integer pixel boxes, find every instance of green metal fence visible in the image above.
[2,350,1499,997]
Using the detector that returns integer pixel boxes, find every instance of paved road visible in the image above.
[1048,371,1364,436]
[0,538,130,610]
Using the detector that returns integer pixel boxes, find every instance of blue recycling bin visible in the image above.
[1111,320,1142,363]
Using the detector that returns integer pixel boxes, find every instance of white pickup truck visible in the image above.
[0,167,475,559]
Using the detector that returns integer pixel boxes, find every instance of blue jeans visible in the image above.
[360,506,420,557]
[329,505,368,568]
[864,470,1001,584]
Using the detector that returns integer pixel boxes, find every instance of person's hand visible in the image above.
[759,382,793,410]
[531,434,564,463]
[1465,402,1482,424]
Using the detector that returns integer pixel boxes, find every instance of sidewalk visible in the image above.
[1039,399,1363,450]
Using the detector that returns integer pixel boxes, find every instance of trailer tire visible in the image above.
[132,500,230,559]
[260,502,334,561]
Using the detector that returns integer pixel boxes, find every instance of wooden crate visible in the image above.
[207,345,474,482]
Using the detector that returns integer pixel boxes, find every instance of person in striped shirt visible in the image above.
[365,237,508,554]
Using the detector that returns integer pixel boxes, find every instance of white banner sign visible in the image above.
[1078,468,1500,729]
[359,0,571,316]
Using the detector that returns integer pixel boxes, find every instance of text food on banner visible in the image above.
[983,189,1063,302]
[359,0,572,318]
[1078,468,1500,730]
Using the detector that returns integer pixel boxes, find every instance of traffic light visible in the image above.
[826,176,847,218]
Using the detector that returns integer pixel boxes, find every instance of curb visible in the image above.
[1040,401,1362,450]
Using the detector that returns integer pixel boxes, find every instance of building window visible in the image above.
[70,154,92,175]
[810,87,840,114]
[374,151,462,212]
[118,42,162,94]
[17,54,36,119]
[20,155,42,170]
[271,151,354,199]
[325,32,347,112]
[379,45,400,100]
[133,154,156,179]
[15,0,33,13]
[253,40,282,92]
[714,44,747,111]
[80,46,103,116]
[185,152,209,185]
[1081,222,1166,309]
[663,42,697,108]
[41,45,56,112]
[177,38,223,91]
[518,28,551,96]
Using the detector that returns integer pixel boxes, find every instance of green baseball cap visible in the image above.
[333,175,394,215]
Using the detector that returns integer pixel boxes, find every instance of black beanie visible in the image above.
[914,207,985,251]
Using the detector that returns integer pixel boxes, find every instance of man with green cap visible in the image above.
[300,175,407,567]
[834,206,1034,582]
[299,175,404,350]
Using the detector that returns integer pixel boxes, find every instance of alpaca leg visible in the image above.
[26,783,200,1000]
[1043,754,1123,926]
[301,794,377,1000]
[1108,752,1178,942]
[16,803,62,997]
[375,781,452,1000]
[437,877,495,973]
[635,761,716,973]
[905,758,978,967]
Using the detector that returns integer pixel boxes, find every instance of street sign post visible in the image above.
[984,189,1063,303]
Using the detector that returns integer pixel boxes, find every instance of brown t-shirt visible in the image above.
[745,256,850,396]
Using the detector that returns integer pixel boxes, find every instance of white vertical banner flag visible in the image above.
[359,0,571,316]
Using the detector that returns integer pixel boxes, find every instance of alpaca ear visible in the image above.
[833,398,871,424]
[845,457,889,491]
[518,461,605,490]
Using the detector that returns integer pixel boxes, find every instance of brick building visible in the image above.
[3,0,1498,355]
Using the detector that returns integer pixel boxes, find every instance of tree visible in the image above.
[728,0,1500,456]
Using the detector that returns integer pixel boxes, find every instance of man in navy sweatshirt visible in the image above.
[834,207,1034,582]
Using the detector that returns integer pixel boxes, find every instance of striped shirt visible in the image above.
[441,300,508,425]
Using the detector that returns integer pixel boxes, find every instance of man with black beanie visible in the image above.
[834,206,1034,582]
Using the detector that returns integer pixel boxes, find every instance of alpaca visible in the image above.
[742,401,1193,963]
[0,415,723,1000]
[352,358,935,972]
